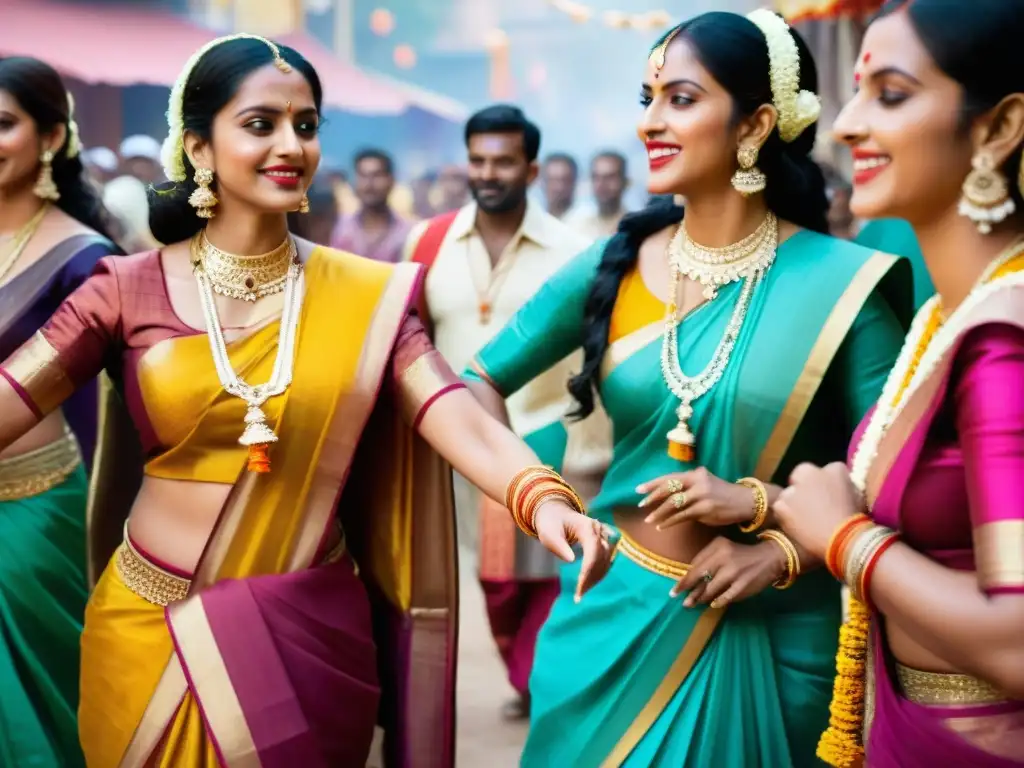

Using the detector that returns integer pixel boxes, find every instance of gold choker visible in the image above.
[191,230,296,303]
[670,213,778,301]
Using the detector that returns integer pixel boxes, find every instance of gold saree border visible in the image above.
[600,604,726,768]
[866,286,1024,505]
[289,261,420,571]
[974,521,1024,593]
[3,330,74,416]
[600,321,663,381]
[754,251,897,480]
[168,599,261,768]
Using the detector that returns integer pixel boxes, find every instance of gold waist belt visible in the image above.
[115,529,349,607]
[617,529,691,580]
[897,663,1009,706]
[0,430,81,501]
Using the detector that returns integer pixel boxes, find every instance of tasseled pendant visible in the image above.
[667,403,696,462]
[239,405,278,473]
[479,301,492,325]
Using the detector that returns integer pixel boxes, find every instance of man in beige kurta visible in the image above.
[403,104,611,719]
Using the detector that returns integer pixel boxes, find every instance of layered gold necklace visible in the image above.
[192,229,295,303]
[669,212,778,301]
[0,204,49,283]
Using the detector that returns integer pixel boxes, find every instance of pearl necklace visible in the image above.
[660,216,778,461]
[850,239,1024,495]
[190,232,304,473]
[670,212,778,301]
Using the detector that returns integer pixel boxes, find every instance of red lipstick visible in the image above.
[646,141,681,171]
[260,165,303,188]
[850,149,891,187]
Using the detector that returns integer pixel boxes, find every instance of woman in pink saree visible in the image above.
[0,35,614,767]
[774,2,1024,766]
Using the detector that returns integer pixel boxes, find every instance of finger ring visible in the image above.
[672,492,687,510]
[667,479,683,493]
[701,570,714,583]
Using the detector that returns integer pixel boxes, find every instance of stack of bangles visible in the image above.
[825,513,901,610]
[505,465,587,537]
[757,529,801,589]
[737,477,769,533]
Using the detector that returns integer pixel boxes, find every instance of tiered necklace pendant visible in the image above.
[193,230,296,303]
[479,301,492,325]
[670,212,778,301]
[191,232,304,473]
[661,214,778,462]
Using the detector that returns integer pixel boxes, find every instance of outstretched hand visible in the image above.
[535,501,618,603]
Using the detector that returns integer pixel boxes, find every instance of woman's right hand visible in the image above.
[638,467,758,529]
[535,502,618,603]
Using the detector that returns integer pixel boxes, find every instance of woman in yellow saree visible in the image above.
[0,36,614,768]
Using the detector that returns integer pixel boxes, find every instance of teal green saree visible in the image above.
[466,229,912,767]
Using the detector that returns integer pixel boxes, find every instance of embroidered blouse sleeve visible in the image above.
[0,256,121,419]
[392,314,466,428]
[953,322,1024,595]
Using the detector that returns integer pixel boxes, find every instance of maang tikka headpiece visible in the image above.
[161,33,292,183]
[649,25,682,74]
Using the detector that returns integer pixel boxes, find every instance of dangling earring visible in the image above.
[33,150,60,201]
[189,168,218,220]
[959,152,1015,235]
[298,193,310,214]
[731,145,766,196]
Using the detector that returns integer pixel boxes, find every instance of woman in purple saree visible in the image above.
[775,2,1024,766]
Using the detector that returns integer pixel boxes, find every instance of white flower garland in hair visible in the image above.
[65,92,81,159]
[746,8,821,143]
[160,33,291,182]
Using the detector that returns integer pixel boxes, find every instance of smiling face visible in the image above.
[186,64,321,216]
[467,131,536,214]
[637,36,749,197]
[833,12,970,224]
[0,89,61,197]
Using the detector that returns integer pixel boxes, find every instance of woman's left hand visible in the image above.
[670,536,786,608]
[638,467,756,529]
[535,501,619,603]
[774,462,865,560]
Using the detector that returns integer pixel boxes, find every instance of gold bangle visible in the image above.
[505,465,559,510]
[737,477,769,533]
[506,467,587,538]
[758,530,801,589]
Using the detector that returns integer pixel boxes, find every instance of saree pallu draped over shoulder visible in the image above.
[82,248,457,768]
[860,279,1024,767]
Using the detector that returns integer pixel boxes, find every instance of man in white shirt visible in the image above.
[404,105,610,720]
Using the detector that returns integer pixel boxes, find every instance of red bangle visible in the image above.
[825,514,871,579]
[859,533,900,611]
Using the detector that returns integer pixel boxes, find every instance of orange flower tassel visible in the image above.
[247,443,271,473]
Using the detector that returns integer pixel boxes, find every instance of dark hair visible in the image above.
[592,150,628,177]
[569,11,829,419]
[464,104,541,162]
[0,57,116,241]
[148,38,323,245]
[353,148,394,176]
[876,0,1024,210]
[544,152,579,178]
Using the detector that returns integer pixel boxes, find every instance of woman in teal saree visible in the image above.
[465,11,913,767]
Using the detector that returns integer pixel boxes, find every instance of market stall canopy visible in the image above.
[0,0,465,119]
[776,0,884,23]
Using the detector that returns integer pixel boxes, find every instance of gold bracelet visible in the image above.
[758,530,801,589]
[737,477,769,533]
[843,524,896,602]
[505,466,586,537]
[505,465,559,510]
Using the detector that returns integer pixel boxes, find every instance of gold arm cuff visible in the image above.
[396,350,462,425]
[0,429,81,501]
[974,520,1024,591]
[3,331,74,416]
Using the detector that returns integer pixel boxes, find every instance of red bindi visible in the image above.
[854,71,862,84]
[863,52,871,64]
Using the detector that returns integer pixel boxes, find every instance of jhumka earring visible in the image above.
[731,145,766,196]
[189,168,218,220]
[959,151,1015,234]
[33,150,60,201]
[298,193,310,214]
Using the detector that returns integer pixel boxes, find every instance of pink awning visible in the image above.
[0,0,410,115]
